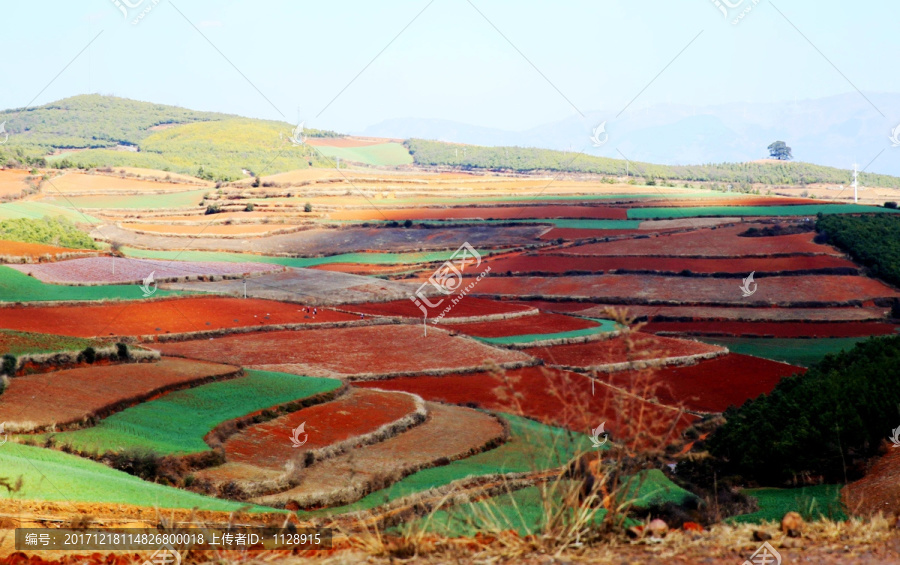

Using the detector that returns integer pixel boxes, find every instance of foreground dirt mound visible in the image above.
[843,448,900,517]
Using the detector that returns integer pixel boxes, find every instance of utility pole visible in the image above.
[852,163,859,203]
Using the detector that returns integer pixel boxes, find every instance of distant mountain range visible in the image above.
[362,92,900,176]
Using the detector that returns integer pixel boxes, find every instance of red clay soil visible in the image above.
[576,304,890,322]
[554,224,840,257]
[340,296,534,319]
[329,205,630,221]
[355,366,698,446]
[538,228,645,240]
[628,197,821,207]
[843,448,900,517]
[157,325,530,377]
[486,253,857,274]
[0,358,240,430]
[471,274,899,304]
[308,263,420,275]
[0,240,97,260]
[643,320,899,338]
[0,297,357,338]
[450,312,599,338]
[221,388,419,470]
[522,333,724,369]
[600,353,804,413]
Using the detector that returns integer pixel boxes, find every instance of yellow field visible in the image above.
[45,172,212,194]
[0,169,34,199]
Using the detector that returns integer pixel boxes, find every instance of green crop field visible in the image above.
[312,143,413,166]
[123,247,501,267]
[0,442,266,511]
[411,470,694,537]
[307,413,595,517]
[699,336,873,368]
[475,318,618,346]
[731,485,847,523]
[45,371,342,456]
[0,201,99,223]
[627,203,900,220]
[0,266,185,303]
[0,330,101,356]
[42,189,208,210]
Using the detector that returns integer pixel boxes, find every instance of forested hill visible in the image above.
[405,139,900,189]
[0,95,338,181]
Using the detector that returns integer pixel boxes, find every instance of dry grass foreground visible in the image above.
[3,517,900,563]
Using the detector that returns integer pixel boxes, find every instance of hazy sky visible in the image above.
[1,1,897,132]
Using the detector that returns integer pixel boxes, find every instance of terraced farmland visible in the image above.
[4,104,900,563]
[44,370,342,455]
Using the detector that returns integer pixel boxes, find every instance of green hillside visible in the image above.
[406,139,900,189]
[0,95,338,181]
[313,142,413,166]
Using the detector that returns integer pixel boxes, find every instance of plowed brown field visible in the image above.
[486,254,856,274]
[329,205,629,221]
[451,312,598,338]
[554,225,838,257]
[221,388,419,469]
[355,366,698,444]
[471,274,899,304]
[643,320,899,337]
[522,333,724,369]
[0,358,240,430]
[157,325,531,378]
[340,297,534,319]
[600,353,803,412]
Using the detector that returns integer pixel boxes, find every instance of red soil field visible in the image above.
[0,240,97,260]
[308,263,419,276]
[600,354,803,413]
[643,320,899,338]
[356,366,697,446]
[628,197,820,208]
[507,300,599,314]
[451,312,598,338]
[522,333,724,369]
[842,448,900,517]
[329,205,630,221]
[576,304,889,322]
[0,297,357,338]
[222,388,419,469]
[471,274,900,305]
[538,228,644,240]
[0,358,240,430]
[486,253,857,274]
[554,225,839,257]
[157,325,530,377]
[340,296,534,319]
[252,402,505,509]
